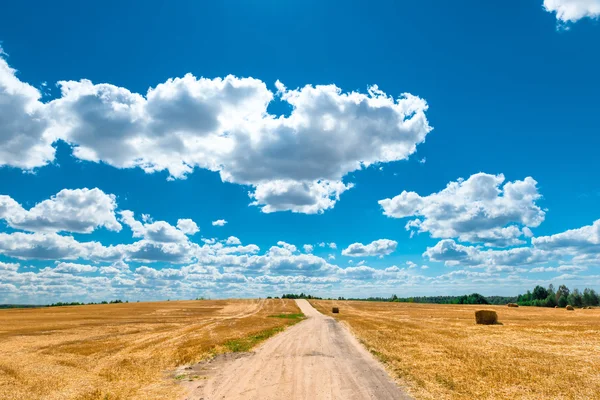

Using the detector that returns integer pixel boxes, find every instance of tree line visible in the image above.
[517,284,599,308]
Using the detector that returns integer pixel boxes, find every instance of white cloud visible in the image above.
[328,254,336,261]
[532,219,600,253]
[406,261,418,269]
[0,261,19,271]
[341,239,398,257]
[49,262,98,274]
[120,210,196,243]
[212,219,227,226]
[543,0,600,23]
[0,54,55,169]
[303,244,314,253]
[530,265,587,273]
[225,236,242,245]
[0,188,121,233]
[379,173,544,247]
[329,242,337,250]
[176,219,199,235]
[0,53,432,214]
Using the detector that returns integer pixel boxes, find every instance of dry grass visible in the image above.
[312,300,600,399]
[0,299,300,400]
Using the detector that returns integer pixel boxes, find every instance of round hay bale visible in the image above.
[566,305,574,311]
[475,310,498,325]
[554,306,558,308]
[332,307,339,314]
[507,303,519,308]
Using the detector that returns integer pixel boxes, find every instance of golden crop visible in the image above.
[311,300,600,399]
[0,299,300,400]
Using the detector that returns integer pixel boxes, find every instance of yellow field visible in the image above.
[0,299,300,400]
[312,300,600,400]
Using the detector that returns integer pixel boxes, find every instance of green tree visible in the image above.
[556,285,570,302]
[558,295,568,307]
[532,285,549,301]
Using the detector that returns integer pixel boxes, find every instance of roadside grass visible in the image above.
[224,313,305,352]
[268,313,305,320]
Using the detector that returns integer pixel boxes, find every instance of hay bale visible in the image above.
[566,305,574,311]
[475,310,498,325]
[554,306,558,308]
[507,303,519,308]
[332,307,339,314]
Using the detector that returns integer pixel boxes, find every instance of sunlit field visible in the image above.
[0,299,300,400]
[312,300,600,399]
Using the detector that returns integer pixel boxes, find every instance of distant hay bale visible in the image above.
[507,303,519,308]
[332,307,339,314]
[566,305,574,311]
[475,310,498,325]
[554,306,558,308]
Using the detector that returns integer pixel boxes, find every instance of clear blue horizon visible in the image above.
[0,0,599,303]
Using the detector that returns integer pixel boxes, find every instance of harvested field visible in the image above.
[311,300,600,399]
[0,299,301,400]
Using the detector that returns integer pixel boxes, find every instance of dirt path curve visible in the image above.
[192,299,410,400]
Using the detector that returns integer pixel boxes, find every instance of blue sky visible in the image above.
[0,1,599,303]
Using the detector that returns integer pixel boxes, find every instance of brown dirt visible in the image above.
[183,299,410,400]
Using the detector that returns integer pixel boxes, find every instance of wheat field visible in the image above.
[0,299,300,400]
[311,300,600,399]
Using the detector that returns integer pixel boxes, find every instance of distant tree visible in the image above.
[558,295,568,308]
[545,293,557,308]
[556,285,570,302]
[568,289,583,308]
[532,285,549,301]
[583,288,599,307]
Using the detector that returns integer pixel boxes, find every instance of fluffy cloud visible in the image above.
[0,188,121,233]
[212,219,227,226]
[120,211,198,243]
[0,261,19,271]
[176,219,199,235]
[529,265,587,273]
[379,173,544,247]
[342,239,398,257]
[423,238,562,272]
[48,262,98,274]
[0,54,55,169]
[532,219,600,253]
[225,236,242,245]
[0,52,431,213]
[303,244,314,253]
[543,0,600,23]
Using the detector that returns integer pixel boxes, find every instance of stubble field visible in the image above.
[312,300,600,399]
[0,299,301,400]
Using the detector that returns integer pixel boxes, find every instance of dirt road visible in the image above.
[189,299,410,399]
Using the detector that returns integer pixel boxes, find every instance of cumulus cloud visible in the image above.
[532,219,600,253]
[0,188,121,233]
[176,219,199,235]
[303,244,314,253]
[0,53,55,169]
[0,261,19,271]
[423,239,554,268]
[0,52,432,213]
[120,211,198,243]
[212,219,227,226]
[379,173,544,247]
[529,265,587,273]
[225,236,242,245]
[543,0,600,23]
[48,262,98,274]
[341,239,398,257]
